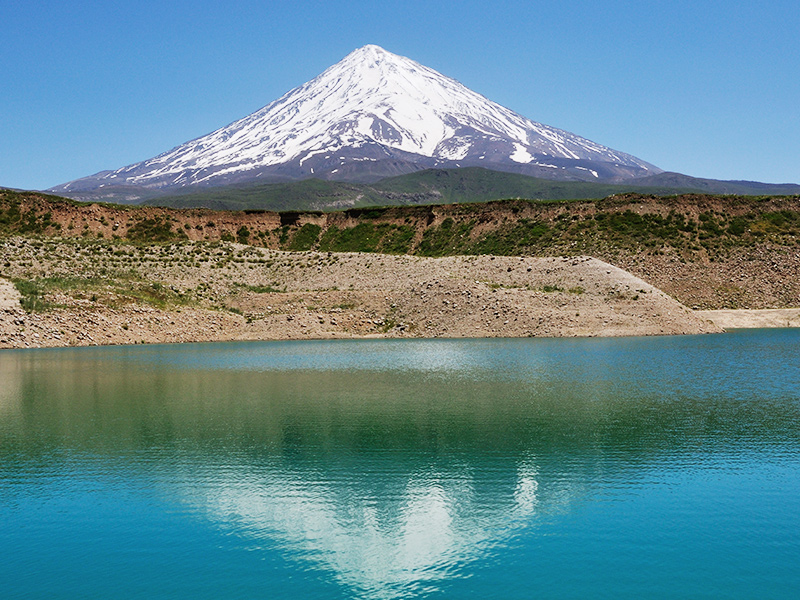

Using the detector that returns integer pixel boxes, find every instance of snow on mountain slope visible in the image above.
[52,45,660,196]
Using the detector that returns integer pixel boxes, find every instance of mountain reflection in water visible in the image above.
[1,333,799,599]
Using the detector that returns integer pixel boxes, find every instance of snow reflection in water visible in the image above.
[177,457,551,598]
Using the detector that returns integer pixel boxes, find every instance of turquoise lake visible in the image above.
[1,330,799,599]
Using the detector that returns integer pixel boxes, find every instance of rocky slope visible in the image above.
[3,189,799,311]
[0,242,720,349]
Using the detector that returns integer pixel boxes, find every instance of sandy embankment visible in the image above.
[0,248,723,349]
[698,308,800,329]
[0,279,20,311]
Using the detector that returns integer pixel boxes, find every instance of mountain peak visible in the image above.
[351,44,390,57]
[51,45,661,198]
[345,44,403,65]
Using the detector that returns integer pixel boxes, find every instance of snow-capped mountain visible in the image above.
[51,45,661,199]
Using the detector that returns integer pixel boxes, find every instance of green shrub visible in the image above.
[13,279,48,312]
[379,225,415,254]
[128,218,185,242]
[287,223,322,251]
[318,223,383,253]
[469,219,550,256]
[417,218,474,256]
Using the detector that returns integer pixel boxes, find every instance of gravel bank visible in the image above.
[698,308,800,329]
[0,242,720,349]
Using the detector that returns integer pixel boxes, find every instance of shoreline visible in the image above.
[2,307,797,352]
[697,308,800,329]
[5,241,796,352]
[4,299,799,352]
[1,252,723,349]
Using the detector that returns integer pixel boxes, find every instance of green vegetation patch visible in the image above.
[121,281,189,309]
[236,283,287,294]
[317,223,415,254]
[13,279,49,312]
[287,223,322,251]
[379,225,415,254]
[320,223,382,252]
[236,225,251,244]
[128,217,187,243]
[592,210,694,248]
[468,219,553,255]
[417,218,474,256]
[0,198,57,236]
[750,210,800,236]
[12,275,107,312]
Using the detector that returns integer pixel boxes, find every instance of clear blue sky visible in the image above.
[2,0,798,190]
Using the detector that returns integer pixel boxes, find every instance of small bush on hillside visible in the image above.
[417,218,474,256]
[288,223,322,251]
[13,279,48,312]
[128,218,185,242]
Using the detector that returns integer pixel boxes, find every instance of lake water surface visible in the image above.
[1,331,799,599]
